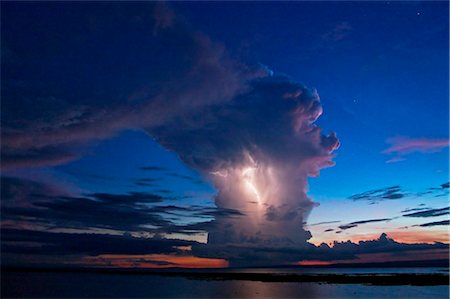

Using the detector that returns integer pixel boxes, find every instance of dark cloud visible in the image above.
[308,220,341,226]
[338,224,357,230]
[403,207,449,218]
[348,186,405,203]
[326,233,448,258]
[2,3,250,171]
[418,182,450,198]
[401,207,430,213]
[167,173,204,185]
[139,166,167,171]
[193,233,449,266]
[1,228,196,258]
[1,176,241,236]
[133,178,160,187]
[338,218,391,231]
[417,220,450,227]
[3,226,447,267]
[352,183,448,203]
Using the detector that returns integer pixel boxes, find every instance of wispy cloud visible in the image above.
[416,220,450,227]
[349,183,449,205]
[1,176,241,236]
[139,166,168,172]
[348,186,405,203]
[338,218,392,231]
[321,22,352,42]
[308,220,341,226]
[383,137,449,163]
[403,207,449,218]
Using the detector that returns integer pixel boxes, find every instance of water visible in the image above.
[229,267,449,275]
[2,269,448,298]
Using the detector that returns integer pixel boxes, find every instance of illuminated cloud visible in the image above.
[383,136,449,163]
[147,74,339,266]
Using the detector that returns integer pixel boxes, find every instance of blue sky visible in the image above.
[1,1,448,267]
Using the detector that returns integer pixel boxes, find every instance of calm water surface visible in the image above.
[2,269,449,298]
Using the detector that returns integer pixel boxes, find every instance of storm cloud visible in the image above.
[0,2,343,267]
[1,2,251,171]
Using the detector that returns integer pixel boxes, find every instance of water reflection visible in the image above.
[201,280,318,298]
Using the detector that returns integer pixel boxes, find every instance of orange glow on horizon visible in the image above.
[310,229,449,246]
[379,230,449,244]
[81,254,229,269]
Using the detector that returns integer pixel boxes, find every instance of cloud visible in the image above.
[134,178,159,187]
[348,186,405,203]
[338,218,392,231]
[167,173,204,185]
[1,228,197,257]
[152,2,175,35]
[1,176,241,235]
[2,3,252,171]
[324,233,448,261]
[403,207,449,218]
[401,207,429,213]
[385,156,406,164]
[139,166,167,171]
[147,74,339,266]
[321,22,352,42]
[417,220,450,227]
[383,137,449,163]
[308,220,341,226]
[3,215,447,267]
[2,3,341,267]
[193,233,448,265]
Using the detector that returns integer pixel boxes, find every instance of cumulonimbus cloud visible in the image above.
[147,74,339,266]
[2,3,340,267]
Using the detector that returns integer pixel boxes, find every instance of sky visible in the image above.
[1,1,449,268]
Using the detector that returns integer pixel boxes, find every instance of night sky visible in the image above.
[1,1,449,268]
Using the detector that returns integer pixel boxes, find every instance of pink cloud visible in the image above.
[383,137,449,163]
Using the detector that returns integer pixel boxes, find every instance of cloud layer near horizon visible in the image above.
[2,176,448,268]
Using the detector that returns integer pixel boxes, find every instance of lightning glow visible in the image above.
[242,166,261,203]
